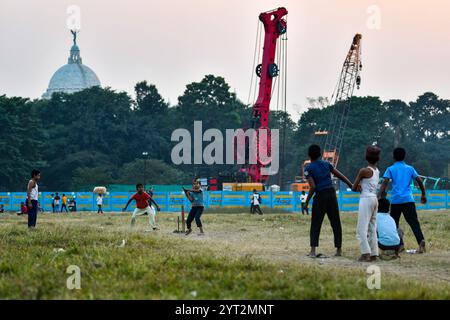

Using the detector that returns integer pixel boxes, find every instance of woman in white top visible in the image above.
[27,169,41,228]
[352,146,381,262]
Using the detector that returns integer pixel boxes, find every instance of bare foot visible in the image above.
[418,240,426,253]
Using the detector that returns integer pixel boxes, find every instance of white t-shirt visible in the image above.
[97,196,103,205]
[252,194,260,206]
[300,194,307,203]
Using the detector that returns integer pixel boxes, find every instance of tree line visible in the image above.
[1,75,449,191]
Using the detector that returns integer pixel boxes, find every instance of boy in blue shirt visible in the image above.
[304,145,353,257]
[379,148,427,253]
[377,198,403,258]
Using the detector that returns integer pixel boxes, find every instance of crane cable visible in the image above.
[247,19,262,106]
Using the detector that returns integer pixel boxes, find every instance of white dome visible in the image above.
[43,34,101,99]
[43,63,100,99]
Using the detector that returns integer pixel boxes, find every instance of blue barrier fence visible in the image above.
[0,190,449,212]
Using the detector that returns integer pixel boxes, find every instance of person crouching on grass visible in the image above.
[123,183,160,231]
[352,146,381,262]
[183,181,205,236]
[304,145,353,258]
[377,198,403,259]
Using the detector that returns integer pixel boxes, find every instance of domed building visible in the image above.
[43,30,101,99]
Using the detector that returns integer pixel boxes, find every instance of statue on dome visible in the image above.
[70,29,79,45]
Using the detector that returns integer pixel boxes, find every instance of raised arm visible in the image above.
[332,168,353,189]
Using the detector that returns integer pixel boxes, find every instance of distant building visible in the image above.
[42,30,101,99]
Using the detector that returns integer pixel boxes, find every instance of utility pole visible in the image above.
[142,151,149,189]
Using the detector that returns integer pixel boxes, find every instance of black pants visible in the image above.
[390,202,424,245]
[251,204,263,215]
[187,206,204,229]
[301,203,309,215]
[97,205,103,213]
[51,204,55,213]
[61,204,68,212]
[28,200,38,228]
[310,188,342,248]
[378,242,400,251]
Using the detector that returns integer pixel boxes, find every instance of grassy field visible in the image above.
[0,209,449,299]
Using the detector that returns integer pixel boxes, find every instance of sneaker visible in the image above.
[185,229,192,236]
[370,256,378,262]
[153,227,159,231]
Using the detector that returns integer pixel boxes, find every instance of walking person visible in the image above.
[303,145,353,257]
[61,194,68,212]
[183,181,205,236]
[379,147,427,253]
[26,169,41,228]
[250,189,263,215]
[300,191,309,215]
[96,194,104,214]
[352,146,381,262]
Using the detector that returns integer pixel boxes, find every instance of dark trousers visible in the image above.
[28,200,38,228]
[51,204,55,213]
[97,205,103,213]
[61,204,68,212]
[301,203,309,215]
[310,188,342,248]
[187,206,204,229]
[390,202,424,245]
[251,204,263,215]
[378,242,400,251]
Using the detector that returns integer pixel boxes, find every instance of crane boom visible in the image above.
[323,34,362,168]
[242,7,288,184]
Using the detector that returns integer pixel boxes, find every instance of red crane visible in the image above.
[241,7,288,184]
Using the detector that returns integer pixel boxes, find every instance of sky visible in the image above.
[1,0,449,121]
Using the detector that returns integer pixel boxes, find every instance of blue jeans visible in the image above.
[28,200,38,227]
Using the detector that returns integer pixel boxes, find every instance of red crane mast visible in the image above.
[242,7,288,184]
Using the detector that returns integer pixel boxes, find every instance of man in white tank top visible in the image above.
[352,147,381,262]
[27,169,41,228]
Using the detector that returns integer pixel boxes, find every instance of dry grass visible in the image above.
[0,209,449,299]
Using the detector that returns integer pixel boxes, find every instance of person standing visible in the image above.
[54,193,61,212]
[352,146,381,262]
[250,189,263,215]
[183,181,205,236]
[379,147,427,253]
[304,145,353,257]
[61,194,68,212]
[96,194,104,214]
[300,191,309,215]
[27,169,41,228]
[51,193,55,213]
